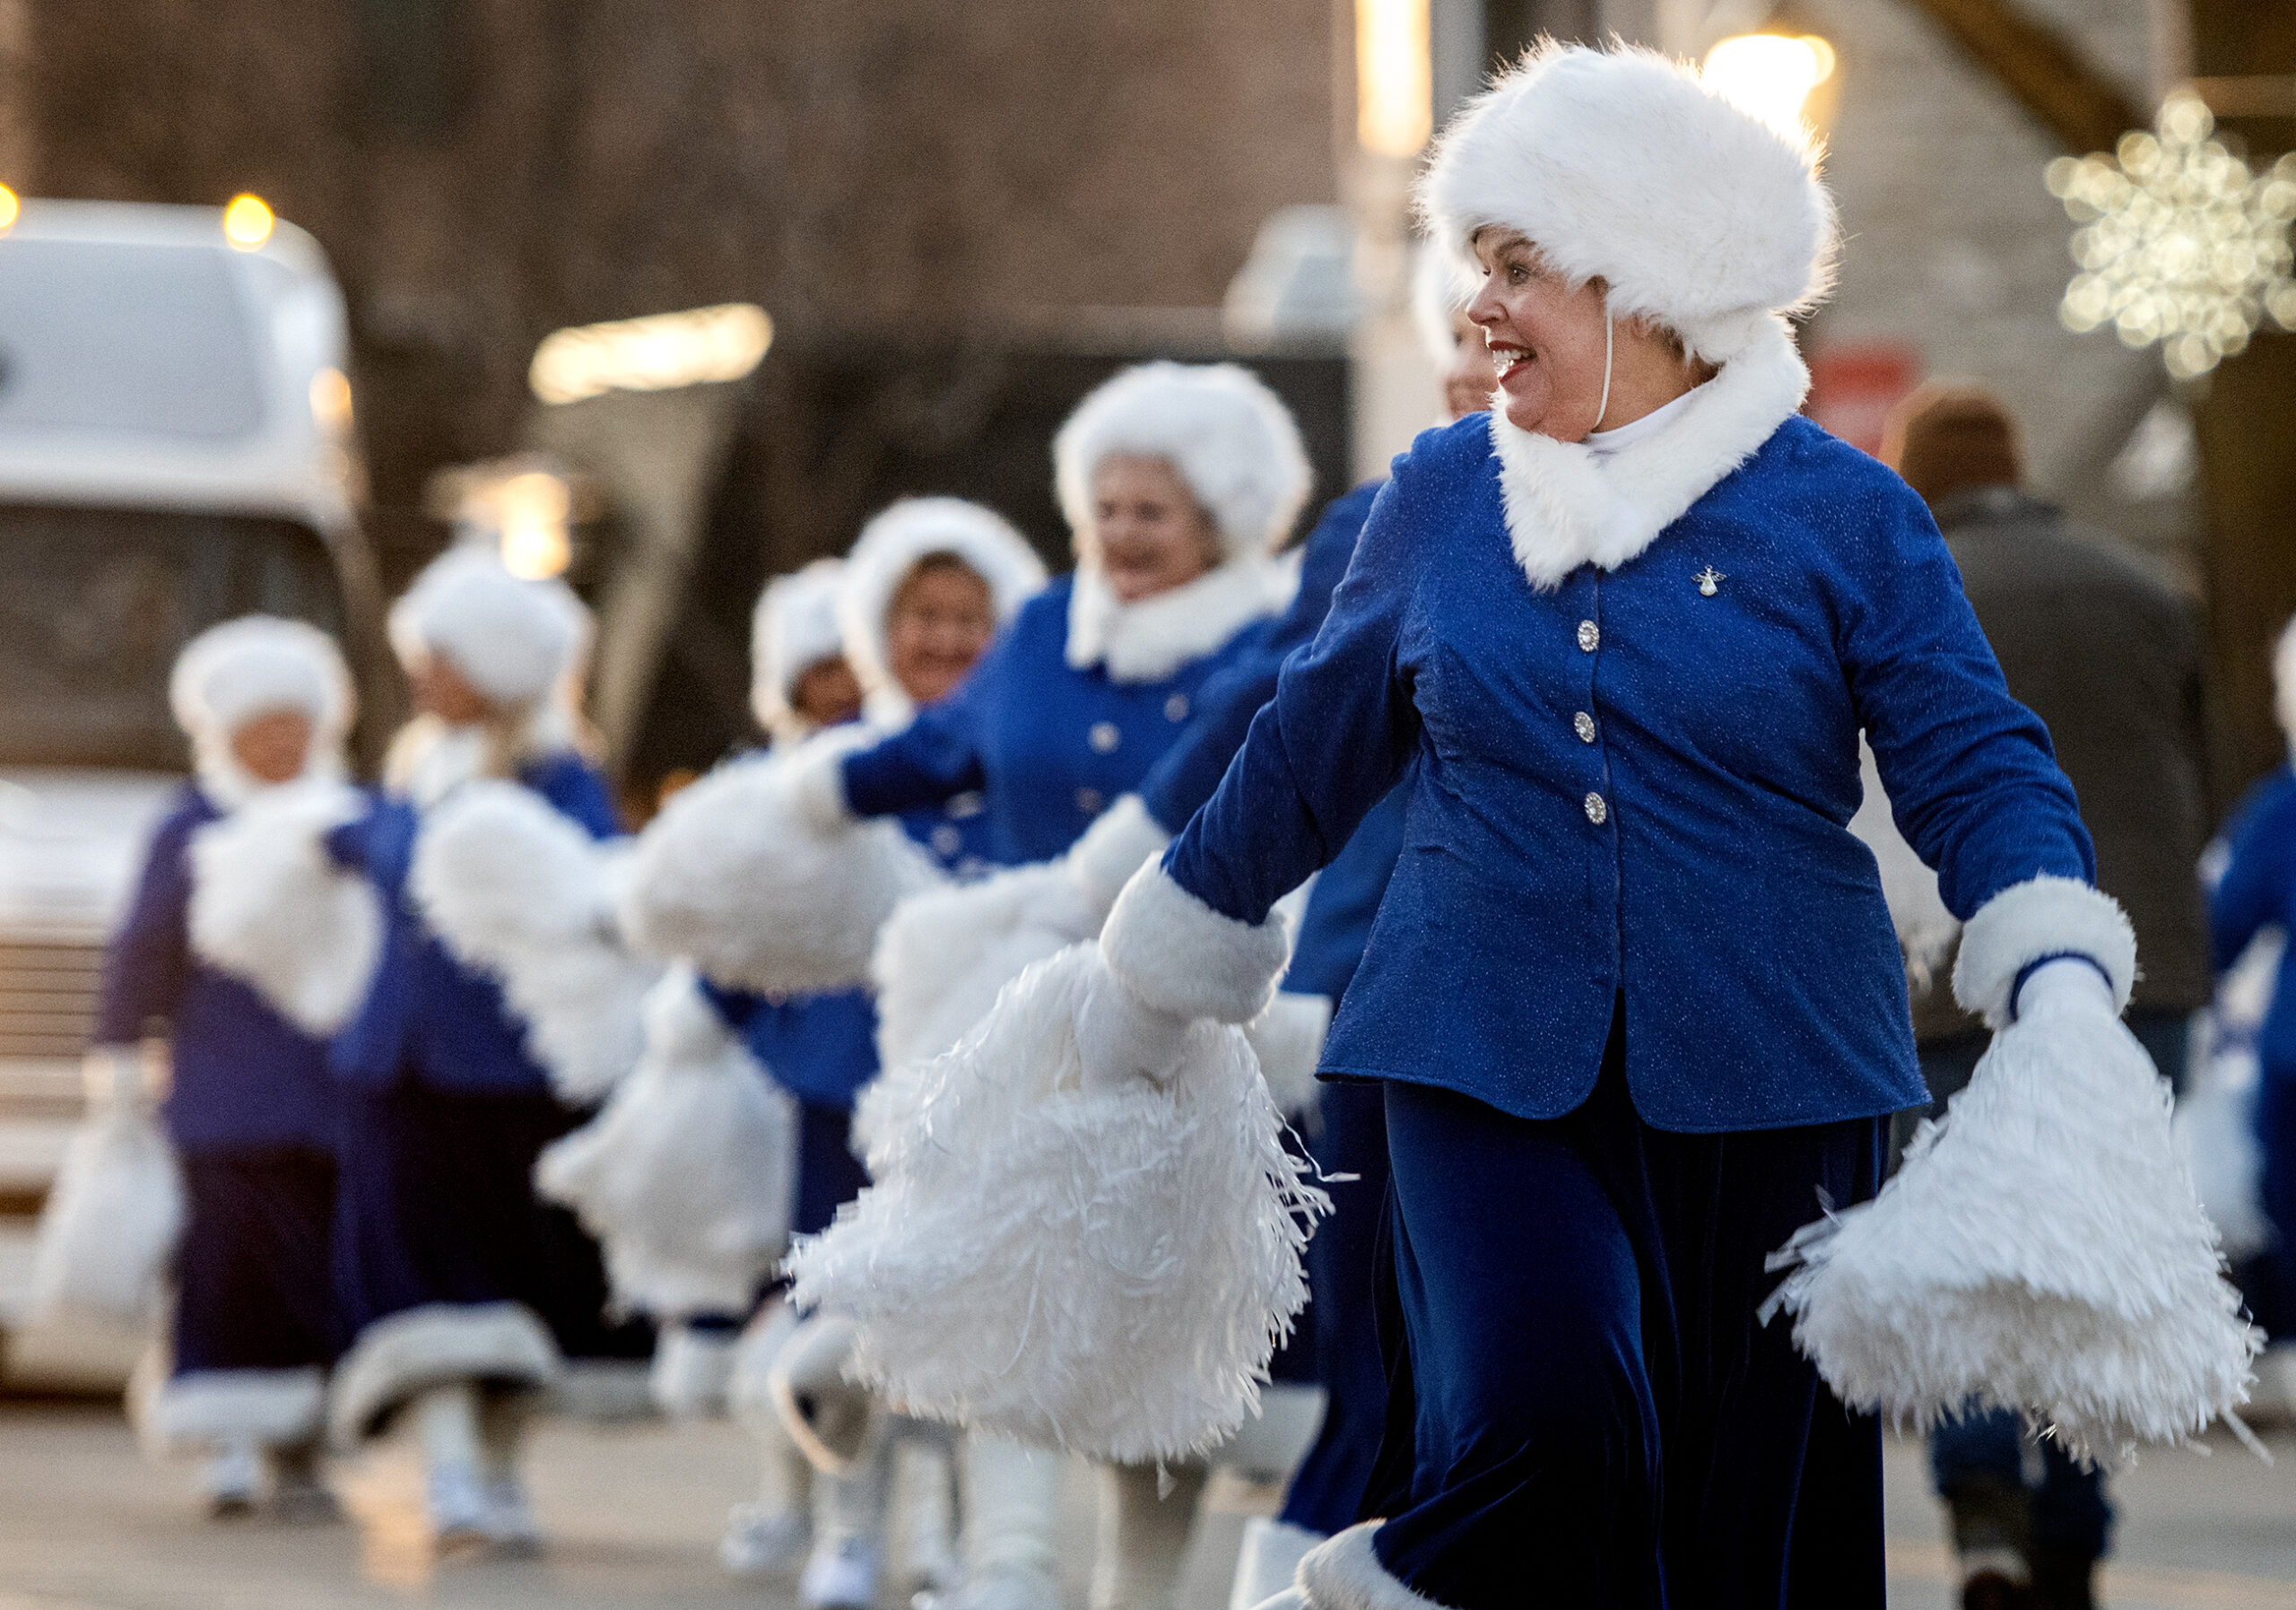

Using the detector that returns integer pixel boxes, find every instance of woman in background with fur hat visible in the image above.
[314,546,639,1555]
[96,616,358,1520]
[1057,42,2249,1610]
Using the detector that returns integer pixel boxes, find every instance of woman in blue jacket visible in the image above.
[1078,46,2189,1610]
[786,362,1311,1610]
[98,616,355,1520]
[322,547,637,1556]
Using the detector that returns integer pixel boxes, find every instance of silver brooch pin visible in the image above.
[1694,566,1725,596]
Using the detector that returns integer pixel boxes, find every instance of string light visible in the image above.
[2047,91,2296,379]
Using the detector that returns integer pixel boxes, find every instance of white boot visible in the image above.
[724,1303,813,1578]
[918,1435,1063,1610]
[198,1437,261,1519]
[651,1320,741,1419]
[476,1389,544,1557]
[1091,1458,1207,1610]
[1228,1517,1326,1610]
[802,1432,887,1610]
[891,1422,963,1595]
[414,1382,489,1553]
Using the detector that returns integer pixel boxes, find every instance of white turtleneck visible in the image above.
[1585,381,1709,458]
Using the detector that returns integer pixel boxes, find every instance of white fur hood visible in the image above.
[1488,318,1810,591]
[1065,557,1293,684]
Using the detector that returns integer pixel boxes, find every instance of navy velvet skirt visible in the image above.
[333,1078,652,1362]
[173,1145,342,1377]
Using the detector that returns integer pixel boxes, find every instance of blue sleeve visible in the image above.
[524,753,624,840]
[1139,482,1380,831]
[2210,775,2296,974]
[842,660,992,820]
[1164,466,1427,926]
[1843,479,2094,916]
[94,805,198,1046]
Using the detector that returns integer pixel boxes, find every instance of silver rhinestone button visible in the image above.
[1573,711,1596,744]
[1165,693,1190,721]
[1088,720,1121,753]
[1577,620,1600,653]
[1583,791,1608,825]
[1076,787,1104,814]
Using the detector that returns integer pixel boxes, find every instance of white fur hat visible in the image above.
[1418,42,1837,365]
[752,559,849,740]
[1410,242,1474,369]
[2274,615,2296,747]
[388,544,589,708]
[170,615,353,742]
[837,499,1046,700]
[1054,362,1313,560]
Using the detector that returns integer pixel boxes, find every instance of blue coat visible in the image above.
[1167,413,2093,1132]
[703,775,996,1110]
[95,784,336,1154]
[327,753,622,1098]
[2208,767,2296,1082]
[841,576,1273,865]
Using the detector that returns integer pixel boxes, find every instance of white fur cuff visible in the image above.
[1068,794,1172,918]
[1952,875,2136,1031]
[152,1367,325,1451]
[1100,863,1291,1025]
[1297,1522,1447,1610]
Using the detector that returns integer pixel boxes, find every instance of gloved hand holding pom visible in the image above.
[787,944,1323,1465]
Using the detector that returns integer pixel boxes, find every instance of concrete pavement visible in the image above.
[0,1400,2293,1607]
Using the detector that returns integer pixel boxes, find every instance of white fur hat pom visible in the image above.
[170,615,353,742]
[752,559,848,740]
[388,544,588,708]
[1054,362,1312,560]
[837,499,1046,700]
[1419,41,1837,365]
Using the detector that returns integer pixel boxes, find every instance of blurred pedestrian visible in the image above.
[1883,379,2212,1610]
[320,547,635,1556]
[101,617,353,1520]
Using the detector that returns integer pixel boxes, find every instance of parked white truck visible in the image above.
[0,197,387,1384]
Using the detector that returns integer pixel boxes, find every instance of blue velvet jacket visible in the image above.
[2208,767,2296,1082]
[327,752,621,1098]
[95,784,337,1153]
[707,771,997,1110]
[1167,413,2094,1132]
[841,577,1274,866]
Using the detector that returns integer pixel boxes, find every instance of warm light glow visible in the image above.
[528,302,773,405]
[2047,90,2296,378]
[1701,34,1834,136]
[222,193,275,249]
[309,368,353,432]
[496,471,574,579]
[1355,0,1431,157]
[0,186,17,233]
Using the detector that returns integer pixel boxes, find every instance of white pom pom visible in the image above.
[536,970,798,1318]
[411,781,657,1103]
[1765,1002,2260,1466]
[31,1064,184,1325]
[187,779,382,1037]
[787,944,1325,1464]
[622,753,942,996]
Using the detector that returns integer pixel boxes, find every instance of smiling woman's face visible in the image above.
[1089,455,1222,604]
[1466,228,1613,442]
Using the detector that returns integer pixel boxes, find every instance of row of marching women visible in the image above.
[51,39,2275,1610]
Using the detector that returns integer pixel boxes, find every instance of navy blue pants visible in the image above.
[174,1145,342,1377]
[1364,1012,1885,1610]
[334,1079,652,1362]
[1278,1079,1392,1533]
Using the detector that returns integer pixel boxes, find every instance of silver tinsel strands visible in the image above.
[2047,91,2296,379]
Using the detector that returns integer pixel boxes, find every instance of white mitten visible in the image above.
[1074,957,1195,1093]
[1246,992,1335,1118]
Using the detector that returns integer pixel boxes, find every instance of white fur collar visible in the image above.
[1065,557,1292,684]
[1487,317,1810,591]
[386,702,580,810]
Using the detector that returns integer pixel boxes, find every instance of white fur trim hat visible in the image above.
[837,499,1045,701]
[752,559,849,741]
[1419,41,1838,365]
[388,544,588,708]
[1054,362,1313,561]
[170,615,353,742]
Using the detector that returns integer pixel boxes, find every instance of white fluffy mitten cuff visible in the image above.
[1952,874,2136,1031]
[1100,862,1292,1026]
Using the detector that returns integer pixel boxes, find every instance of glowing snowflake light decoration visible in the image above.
[2046,91,2296,379]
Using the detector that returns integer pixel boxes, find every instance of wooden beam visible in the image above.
[1899,0,2147,153]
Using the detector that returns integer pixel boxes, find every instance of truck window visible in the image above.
[0,504,344,770]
